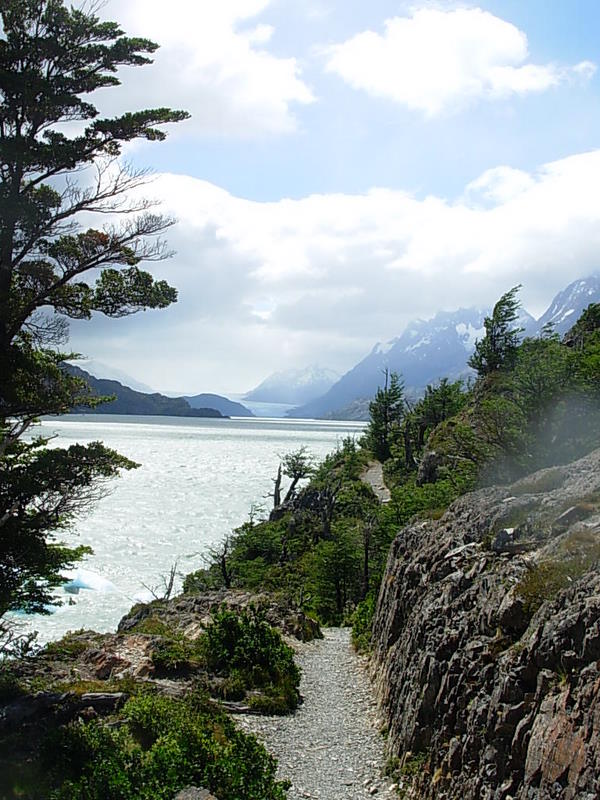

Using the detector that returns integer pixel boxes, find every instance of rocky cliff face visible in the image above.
[372,449,600,800]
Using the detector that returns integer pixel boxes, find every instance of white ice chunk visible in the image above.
[61,568,117,594]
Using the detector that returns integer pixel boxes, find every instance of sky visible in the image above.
[67,0,600,395]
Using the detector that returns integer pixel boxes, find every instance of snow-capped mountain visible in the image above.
[533,274,600,337]
[243,365,340,405]
[289,308,499,419]
[290,275,599,420]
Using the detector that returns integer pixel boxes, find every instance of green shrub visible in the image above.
[516,540,600,617]
[42,631,94,660]
[126,616,172,637]
[150,636,199,675]
[201,606,300,712]
[351,595,376,653]
[43,690,289,800]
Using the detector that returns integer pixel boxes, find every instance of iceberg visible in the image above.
[61,568,117,594]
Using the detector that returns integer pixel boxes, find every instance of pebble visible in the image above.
[237,628,396,800]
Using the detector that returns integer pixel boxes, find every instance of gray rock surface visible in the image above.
[372,448,600,799]
[118,589,321,642]
[173,789,217,800]
[239,628,396,800]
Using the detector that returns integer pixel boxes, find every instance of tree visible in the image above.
[280,446,314,505]
[468,286,523,377]
[366,369,405,462]
[0,1,188,623]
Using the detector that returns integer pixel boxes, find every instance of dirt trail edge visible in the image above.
[360,461,391,505]
[238,628,396,800]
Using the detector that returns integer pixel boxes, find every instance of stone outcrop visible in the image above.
[118,588,322,643]
[174,789,218,800]
[372,448,600,799]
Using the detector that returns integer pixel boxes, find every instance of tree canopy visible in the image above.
[0,0,188,623]
[468,285,523,377]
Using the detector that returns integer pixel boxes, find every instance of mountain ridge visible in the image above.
[289,275,599,420]
[66,366,225,418]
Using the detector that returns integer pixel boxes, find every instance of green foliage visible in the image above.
[0,666,25,702]
[351,595,376,653]
[41,631,93,661]
[0,439,137,616]
[201,606,300,711]
[516,530,600,617]
[0,0,186,629]
[137,606,301,711]
[280,446,315,505]
[565,302,600,348]
[42,691,288,800]
[183,299,600,641]
[125,615,173,637]
[384,378,469,484]
[150,636,199,676]
[468,285,522,376]
[303,522,362,623]
[366,370,405,462]
[389,478,465,528]
[400,751,429,776]
[426,310,600,484]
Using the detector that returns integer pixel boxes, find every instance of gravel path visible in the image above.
[238,628,395,800]
[360,462,391,505]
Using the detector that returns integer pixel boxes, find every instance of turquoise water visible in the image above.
[18,415,365,643]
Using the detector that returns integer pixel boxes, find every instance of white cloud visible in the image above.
[72,150,600,393]
[100,0,314,136]
[463,166,535,205]
[324,7,595,115]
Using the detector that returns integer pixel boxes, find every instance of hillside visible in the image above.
[185,393,254,417]
[67,366,224,418]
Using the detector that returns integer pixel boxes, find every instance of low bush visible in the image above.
[201,606,300,712]
[43,690,289,800]
[351,595,376,653]
[516,539,600,617]
[0,667,25,702]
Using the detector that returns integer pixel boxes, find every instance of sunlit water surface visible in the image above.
[16,415,365,644]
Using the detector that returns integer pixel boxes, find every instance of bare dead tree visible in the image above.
[141,560,180,602]
[203,537,234,589]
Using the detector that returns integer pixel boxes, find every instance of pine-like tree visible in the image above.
[366,369,405,462]
[0,0,188,624]
[468,286,523,377]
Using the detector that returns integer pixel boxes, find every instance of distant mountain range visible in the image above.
[68,274,600,422]
[67,366,224,418]
[535,275,600,334]
[243,365,340,405]
[289,275,600,420]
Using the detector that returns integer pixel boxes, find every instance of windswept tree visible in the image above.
[468,286,523,377]
[0,0,188,624]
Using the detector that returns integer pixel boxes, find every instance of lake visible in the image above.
[17,414,366,644]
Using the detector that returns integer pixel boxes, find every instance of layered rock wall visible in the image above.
[372,450,600,799]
